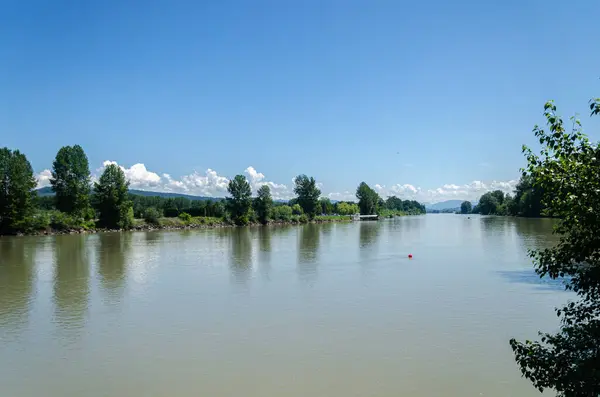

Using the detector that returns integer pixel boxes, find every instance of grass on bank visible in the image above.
[14,209,360,235]
[139,214,353,228]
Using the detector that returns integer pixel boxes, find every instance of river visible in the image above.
[0,215,566,396]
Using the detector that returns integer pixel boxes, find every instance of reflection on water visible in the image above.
[257,227,272,281]
[298,224,320,263]
[97,233,131,302]
[53,234,90,334]
[0,238,36,337]
[144,230,162,244]
[229,228,253,286]
[513,217,558,252]
[0,216,568,397]
[497,269,566,290]
[500,217,562,289]
[297,224,320,284]
[359,221,380,248]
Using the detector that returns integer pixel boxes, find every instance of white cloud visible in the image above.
[244,166,292,200]
[327,191,356,202]
[99,161,162,189]
[374,179,518,203]
[178,169,230,196]
[36,160,518,205]
[92,162,292,199]
[375,183,421,198]
[36,169,52,188]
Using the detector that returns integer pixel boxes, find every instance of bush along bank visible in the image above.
[0,144,425,236]
[7,214,356,236]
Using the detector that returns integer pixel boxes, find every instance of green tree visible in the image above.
[291,203,303,215]
[510,175,544,217]
[319,197,334,215]
[385,196,404,211]
[477,192,499,215]
[499,194,513,216]
[93,164,133,229]
[253,185,273,224]
[337,202,359,215]
[509,98,600,395]
[355,182,380,215]
[293,175,321,219]
[50,145,91,217]
[0,148,37,234]
[143,207,161,226]
[491,190,505,204]
[460,201,472,214]
[272,204,292,221]
[227,175,252,225]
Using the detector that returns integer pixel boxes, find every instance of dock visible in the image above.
[351,214,379,221]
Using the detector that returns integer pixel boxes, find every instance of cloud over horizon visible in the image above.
[35,161,519,204]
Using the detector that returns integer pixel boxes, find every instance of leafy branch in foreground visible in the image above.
[509,97,600,396]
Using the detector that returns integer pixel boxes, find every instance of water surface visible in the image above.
[0,215,565,396]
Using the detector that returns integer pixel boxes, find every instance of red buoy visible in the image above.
[408,254,413,259]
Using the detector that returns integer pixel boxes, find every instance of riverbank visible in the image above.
[3,215,355,237]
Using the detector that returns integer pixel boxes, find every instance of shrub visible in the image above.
[84,207,96,221]
[273,205,293,221]
[292,203,304,215]
[178,212,192,223]
[144,207,162,225]
[18,211,51,232]
[48,210,80,231]
[299,214,309,223]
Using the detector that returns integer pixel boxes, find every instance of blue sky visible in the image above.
[2,0,599,202]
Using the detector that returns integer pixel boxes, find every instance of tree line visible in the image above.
[0,145,426,234]
[460,174,544,217]
[355,181,426,217]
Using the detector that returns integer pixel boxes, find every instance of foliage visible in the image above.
[130,194,225,218]
[298,214,309,223]
[291,203,304,215]
[35,195,56,210]
[356,182,380,215]
[93,164,133,229]
[48,210,94,230]
[315,215,351,222]
[143,207,162,226]
[158,216,222,227]
[27,210,52,231]
[378,208,398,218]
[509,98,600,396]
[293,174,321,219]
[178,212,192,223]
[253,185,273,224]
[460,201,472,214]
[474,190,503,215]
[50,145,91,217]
[336,201,360,215]
[319,197,334,215]
[509,175,545,217]
[227,174,252,225]
[0,148,37,234]
[272,205,293,221]
[472,177,544,217]
[384,196,426,215]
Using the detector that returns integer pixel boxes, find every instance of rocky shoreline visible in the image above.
[5,217,353,237]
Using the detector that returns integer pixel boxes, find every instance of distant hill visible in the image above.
[426,200,476,211]
[36,186,54,196]
[128,189,221,201]
[36,186,221,201]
